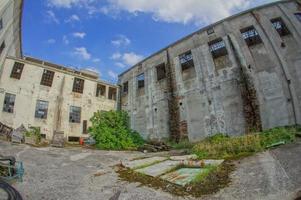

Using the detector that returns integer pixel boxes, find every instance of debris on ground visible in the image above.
[138,141,171,153]
[11,125,27,144]
[0,122,13,141]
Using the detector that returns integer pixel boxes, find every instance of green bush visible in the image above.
[25,127,42,144]
[89,110,144,150]
[193,127,297,159]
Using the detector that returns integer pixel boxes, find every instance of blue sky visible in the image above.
[23,0,275,83]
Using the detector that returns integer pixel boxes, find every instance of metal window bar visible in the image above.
[72,78,84,93]
[35,100,48,119]
[271,18,290,37]
[137,74,145,89]
[69,106,81,123]
[241,26,262,46]
[179,51,194,71]
[10,62,24,79]
[3,93,15,113]
[40,69,55,87]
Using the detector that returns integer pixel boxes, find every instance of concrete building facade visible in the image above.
[118,0,301,142]
[0,0,22,67]
[0,56,117,140]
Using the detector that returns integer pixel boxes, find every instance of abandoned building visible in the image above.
[0,0,118,141]
[118,0,301,142]
[0,56,117,141]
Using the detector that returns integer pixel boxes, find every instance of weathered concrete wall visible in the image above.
[0,57,117,140]
[118,0,301,142]
[0,0,22,68]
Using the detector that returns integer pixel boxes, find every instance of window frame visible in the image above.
[271,17,290,37]
[137,73,145,89]
[35,100,49,119]
[40,69,55,87]
[123,81,129,93]
[3,93,16,113]
[72,77,84,94]
[208,38,228,59]
[179,51,194,71]
[156,63,166,81]
[96,84,106,97]
[240,26,262,47]
[69,106,81,123]
[10,62,24,80]
[108,87,117,100]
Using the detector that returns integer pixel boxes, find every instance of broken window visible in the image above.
[108,87,117,100]
[68,136,80,142]
[137,73,145,89]
[241,26,262,46]
[209,38,228,59]
[271,18,290,37]
[35,100,48,119]
[207,28,214,35]
[69,106,81,123]
[123,82,128,93]
[72,77,84,94]
[156,63,166,81]
[40,69,55,87]
[179,51,194,71]
[83,120,88,134]
[3,93,15,113]
[96,84,106,97]
[0,41,5,56]
[295,13,301,22]
[10,62,24,80]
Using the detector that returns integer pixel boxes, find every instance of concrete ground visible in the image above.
[0,140,301,200]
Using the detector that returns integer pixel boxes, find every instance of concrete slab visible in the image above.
[122,156,167,169]
[135,160,180,177]
[170,154,198,161]
[160,168,205,186]
[179,159,224,167]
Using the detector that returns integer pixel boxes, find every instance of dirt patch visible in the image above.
[116,161,235,197]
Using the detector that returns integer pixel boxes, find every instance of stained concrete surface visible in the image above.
[0,140,301,200]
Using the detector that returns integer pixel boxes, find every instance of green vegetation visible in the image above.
[193,127,297,159]
[167,139,195,150]
[89,110,144,150]
[25,127,42,144]
[192,165,218,183]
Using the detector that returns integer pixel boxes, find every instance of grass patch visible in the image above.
[116,161,234,197]
[192,165,218,183]
[167,139,195,150]
[193,127,297,160]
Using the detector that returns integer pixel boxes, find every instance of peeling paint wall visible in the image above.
[0,57,117,140]
[118,1,301,142]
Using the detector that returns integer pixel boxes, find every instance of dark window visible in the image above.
[68,136,80,142]
[295,13,301,22]
[108,87,117,100]
[40,134,46,139]
[72,78,84,93]
[10,62,24,79]
[96,84,106,97]
[179,51,194,71]
[0,41,5,56]
[35,100,48,119]
[69,106,81,123]
[209,38,228,59]
[0,19,3,31]
[123,82,128,93]
[40,69,55,87]
[156,63,166,81]
[241,26,262,46]
[83,120,88,134]
[3,93,15,113]
[137,73,145,89]
[271,18,290,37]
[207,28,214,35]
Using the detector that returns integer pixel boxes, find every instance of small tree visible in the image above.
[89,110,144,150]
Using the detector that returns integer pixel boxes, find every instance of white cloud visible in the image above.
[83,67,101,76]
[45,10,60,24]
[115,62,126,68]
[73,47,91,60]
[104,0,255,25]
[108,70,118,79]
[110,52,122,60]
[122,52,144,66]
[111,52,144,67]
[46,39,56,44]
[92,58,101,63]
[63,35,69,45]
[73,32,86,39]
[111,35,131,47]
[47,0,84,8]
[65,14,80,23]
